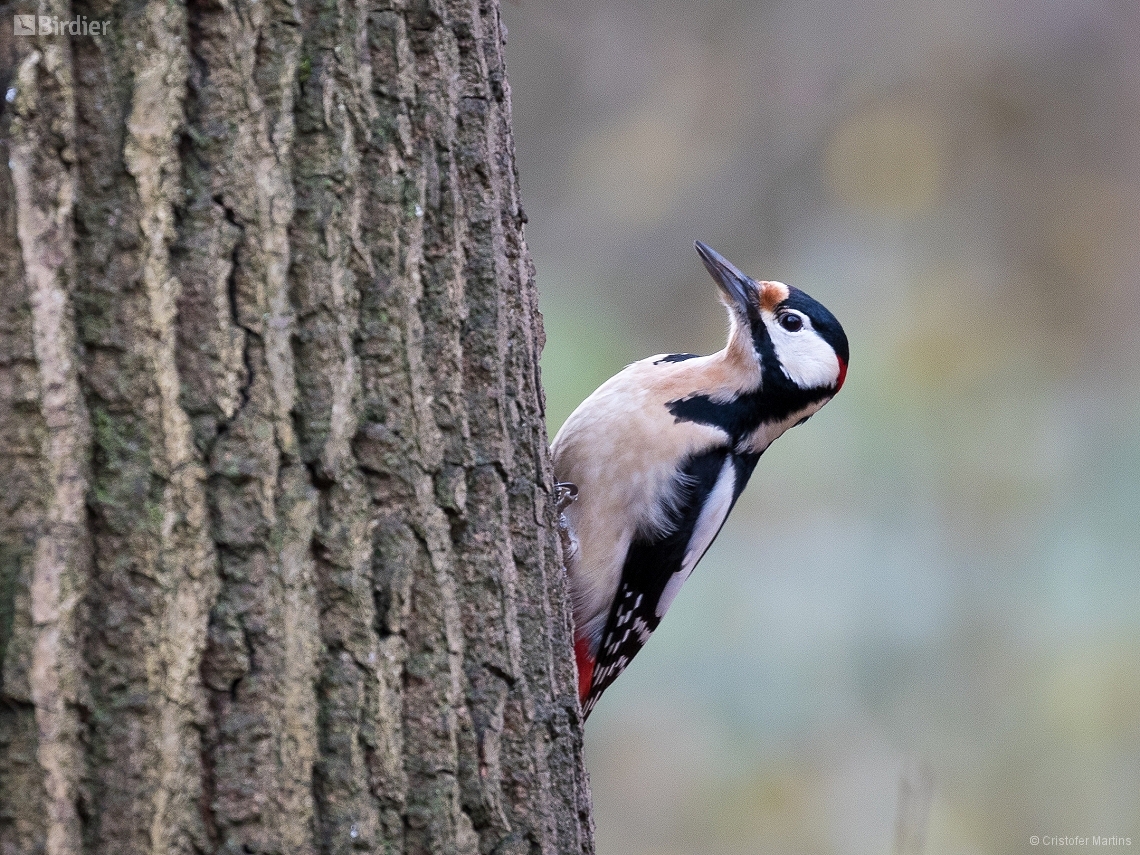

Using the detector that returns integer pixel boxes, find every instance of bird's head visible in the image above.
[695,241,848,395]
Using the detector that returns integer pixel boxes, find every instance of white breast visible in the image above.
[552,355,732,647]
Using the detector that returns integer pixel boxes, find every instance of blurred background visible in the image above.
[500,1,1140,853]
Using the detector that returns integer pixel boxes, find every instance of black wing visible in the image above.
[582,448,760,716]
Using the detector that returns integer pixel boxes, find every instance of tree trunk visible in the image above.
[0,0,593,852]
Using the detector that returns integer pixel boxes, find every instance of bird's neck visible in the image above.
[667,342,834,455]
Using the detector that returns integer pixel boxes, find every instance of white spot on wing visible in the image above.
[655,457,736,618]
[633,617,651,644]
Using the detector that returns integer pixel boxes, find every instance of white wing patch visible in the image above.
[654,456,737,619]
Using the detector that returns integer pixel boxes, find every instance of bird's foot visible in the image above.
[555,481,578,513]
[554,482,579,569]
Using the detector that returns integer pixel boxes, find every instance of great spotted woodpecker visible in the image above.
[552,241,849,718]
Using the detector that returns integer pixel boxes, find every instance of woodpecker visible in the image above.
[552,241,849,718]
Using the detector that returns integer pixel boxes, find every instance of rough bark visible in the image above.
[0,1,593,853]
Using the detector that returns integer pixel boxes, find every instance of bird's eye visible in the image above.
[778,312,804,332]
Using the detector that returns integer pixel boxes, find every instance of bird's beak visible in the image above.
[694,241,753,316]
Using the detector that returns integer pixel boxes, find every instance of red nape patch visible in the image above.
[574,637,595,705]
[836,357,848,391]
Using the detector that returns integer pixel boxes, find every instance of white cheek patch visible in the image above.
[768,321,841,389]
[655,457,736,619]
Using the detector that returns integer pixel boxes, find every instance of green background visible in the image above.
[502,1,1140,853]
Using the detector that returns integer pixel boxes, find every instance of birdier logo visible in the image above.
[13,13,109,36]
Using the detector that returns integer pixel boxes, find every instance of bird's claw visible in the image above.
[554,482,579,569]
[555,481,578,513]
